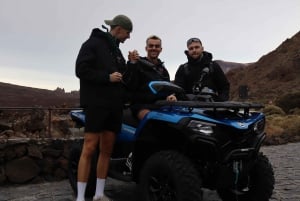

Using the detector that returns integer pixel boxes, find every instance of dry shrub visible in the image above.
[281,115,300,135]
[275,92,300,113]
[265,123,284,137]
[265,114,300,144]
[265,115,285,137]
[290,107,300,115]
[263,104,285,116]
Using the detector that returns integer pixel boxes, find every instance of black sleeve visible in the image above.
[123,62,140,91]
[123,62,154,103]
[75,39,110,84]
[212,62,230,101]
[126,61,165,103]
[174,64,186,89]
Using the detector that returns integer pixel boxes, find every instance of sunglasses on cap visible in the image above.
[187,38,202,46]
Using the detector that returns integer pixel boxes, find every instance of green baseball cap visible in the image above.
[104,14,133,32]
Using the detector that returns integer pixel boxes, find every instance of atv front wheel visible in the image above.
[139,150,203,201]
[217,153,274,201]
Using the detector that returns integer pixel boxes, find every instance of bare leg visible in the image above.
[94,130,116,199]
[97,130,116,178]
[137,109,150,120]
[76,133,100,201]
[77,133,100,182]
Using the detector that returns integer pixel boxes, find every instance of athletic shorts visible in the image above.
[84,106,123,134]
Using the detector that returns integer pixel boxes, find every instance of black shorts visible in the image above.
[84,106,123,134]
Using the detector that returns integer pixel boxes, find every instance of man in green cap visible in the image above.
[104,14,133,32]
[75,14,133,201]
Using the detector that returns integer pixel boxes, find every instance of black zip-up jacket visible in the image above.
[126,57,170,104]
[75,28,127,107]
[174,51,230,101]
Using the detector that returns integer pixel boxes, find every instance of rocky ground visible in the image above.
[1,142,299,201]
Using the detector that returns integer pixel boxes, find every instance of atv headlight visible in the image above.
[253,118,265,134]
[187,120,215,136]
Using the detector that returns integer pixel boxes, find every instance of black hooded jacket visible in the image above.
[126,57,170,104]
[174,51,230,101]
[75,28,128,107]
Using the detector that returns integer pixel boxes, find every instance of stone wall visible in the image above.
[0,137,83,185]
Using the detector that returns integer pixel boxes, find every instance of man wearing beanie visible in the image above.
[75,14,133,201]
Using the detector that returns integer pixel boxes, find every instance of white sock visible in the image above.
[94,178,106,198]
[76,181,87,201]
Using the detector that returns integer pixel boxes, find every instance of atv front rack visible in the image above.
[155,100,264,116]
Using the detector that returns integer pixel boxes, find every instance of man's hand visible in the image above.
[110,72,123,83]
[166,94,177,102]
[128,50,139,63]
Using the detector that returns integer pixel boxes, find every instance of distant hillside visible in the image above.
[226,31,300,102]
[0,82,79,107]
[215,60,251,73]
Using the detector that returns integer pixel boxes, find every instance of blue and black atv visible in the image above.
[68,81,274,201]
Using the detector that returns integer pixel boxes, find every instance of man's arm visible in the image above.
[174,64,186,89]
[75,39,110,84]
[213,62,230,101]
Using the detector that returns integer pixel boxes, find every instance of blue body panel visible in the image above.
[70,106,264,142]
[117,124,136,142]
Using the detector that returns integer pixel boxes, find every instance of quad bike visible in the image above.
[68,80,274,201]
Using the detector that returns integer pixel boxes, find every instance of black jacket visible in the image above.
[75,28,127,107]
[126,57,170,104]
[174,51,230,101]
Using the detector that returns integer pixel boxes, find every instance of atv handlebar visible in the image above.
[155,100,264,109]
[154,100,264,117]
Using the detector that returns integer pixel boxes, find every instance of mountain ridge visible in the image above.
[0,82,79,107]
[227,30,300,102]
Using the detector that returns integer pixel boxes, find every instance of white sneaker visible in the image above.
[93,195,112,201]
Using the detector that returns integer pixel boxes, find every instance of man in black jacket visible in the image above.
[127,35,176,120]
[174,37,230,101]
[75,14,133,201]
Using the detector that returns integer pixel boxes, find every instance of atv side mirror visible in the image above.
[149,81,184,96]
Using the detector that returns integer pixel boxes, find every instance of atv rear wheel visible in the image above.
[139,150,203,201]
[217,153,274,201]
[67,141,97,199]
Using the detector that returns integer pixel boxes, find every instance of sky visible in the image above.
[0,0,299,92]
